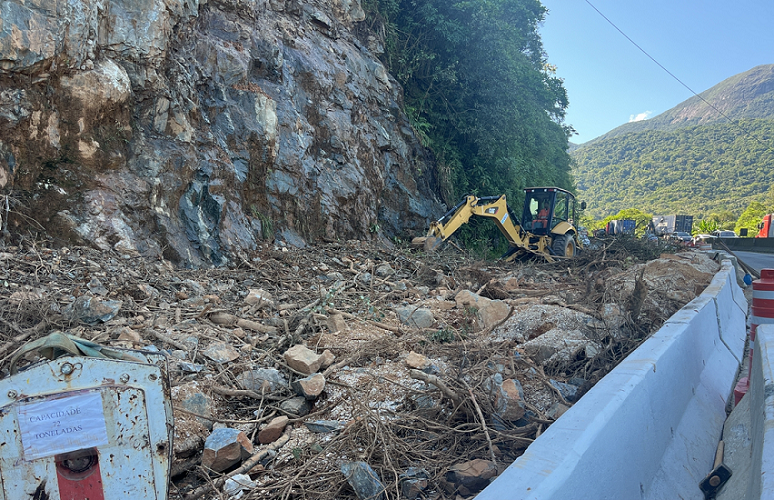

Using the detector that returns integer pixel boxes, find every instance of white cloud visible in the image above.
[629,111,652,122]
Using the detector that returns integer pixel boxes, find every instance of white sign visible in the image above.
[18,390,109,460]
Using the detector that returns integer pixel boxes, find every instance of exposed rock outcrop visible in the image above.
[0,0,444,266]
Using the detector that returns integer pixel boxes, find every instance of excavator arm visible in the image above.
[415,194,555,261]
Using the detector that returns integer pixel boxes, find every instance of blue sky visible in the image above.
[539,0,774,144]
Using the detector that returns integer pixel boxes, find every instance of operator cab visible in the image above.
[522,187,579,235]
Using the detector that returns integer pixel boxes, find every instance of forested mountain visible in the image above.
[573,65,774,220]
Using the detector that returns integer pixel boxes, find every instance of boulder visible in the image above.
[291,373,326,399]
[258,416,289,444]
[237,368,288,392]
[202,428,254,472]
[396,306,434,329]
[522,328,601,365]
[454,290,509,329]
[284,345,324,374]
[446,459,497,494]
[341,462,386,500]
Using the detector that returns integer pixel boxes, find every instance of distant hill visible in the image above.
[572,65,774,219]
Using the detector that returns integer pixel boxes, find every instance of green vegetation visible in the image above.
[428,328,456,343]
[573,119,774,220]
[250,205,274,240]
[363,0,574,248]
[696,219,718,234]
[736,199,772,236]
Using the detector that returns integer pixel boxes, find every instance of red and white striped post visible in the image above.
[735,268,774,404]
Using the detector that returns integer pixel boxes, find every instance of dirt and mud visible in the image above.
[0,236,722,499]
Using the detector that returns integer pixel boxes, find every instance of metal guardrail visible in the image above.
[713,237,774,254]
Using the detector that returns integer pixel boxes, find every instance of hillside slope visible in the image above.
[0,0,446,266]
[573,65,774,219]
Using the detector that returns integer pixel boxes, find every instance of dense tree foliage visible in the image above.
[697,220,719,234]
[363,0,574,211]
[735,201,768,236]
[573,119,774,220]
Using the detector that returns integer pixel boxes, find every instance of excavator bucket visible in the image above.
[424,236,442,252]
[411,237,427,248]
[411,236,443,252]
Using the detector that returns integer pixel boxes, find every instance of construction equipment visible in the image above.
[413,187,584,262]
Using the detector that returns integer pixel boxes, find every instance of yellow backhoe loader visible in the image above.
[413,187,585,262]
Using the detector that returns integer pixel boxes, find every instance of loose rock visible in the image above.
[66,295,122,324]
[399,467,430,500]
[284,345,324,374]
[405,351,430,370]
[396,306,435,328]
[291,373,326,399]
[203,342,240,364]
[280,397,312,417]
[258,416,289,444]
[327,313,347,333]
[446,459,498,494]
[202,428,254,472]
[245,288,274,309]
[341,461,386,500]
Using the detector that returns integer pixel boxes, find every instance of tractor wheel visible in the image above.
[552,234,576,257]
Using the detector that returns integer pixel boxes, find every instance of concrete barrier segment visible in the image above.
[709,263,750,364]
[749,324,774,499]
[477,261,745,500]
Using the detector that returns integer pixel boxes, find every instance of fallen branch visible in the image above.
[173,405,276,425]
[410,369,462,405]
[464,381,497,465]
[0,318,49,359]
[147,329,190,352]
[326,308,404,335]
[208,312,277,334]
[322,355,356,378]
[208,384,285,401]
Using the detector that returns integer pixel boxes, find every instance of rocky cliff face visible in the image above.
[0,0,444,266]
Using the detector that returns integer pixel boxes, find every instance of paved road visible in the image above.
[733,251,774,275]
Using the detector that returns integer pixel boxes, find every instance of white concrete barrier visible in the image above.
[748,323,774,499]
[477,260,747,500]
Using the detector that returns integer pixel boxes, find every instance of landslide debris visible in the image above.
[0,237,720,499]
